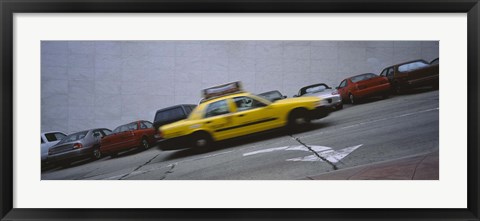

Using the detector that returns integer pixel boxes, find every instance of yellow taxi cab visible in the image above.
[158,82,330,150]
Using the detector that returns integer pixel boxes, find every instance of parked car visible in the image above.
[47,128,111,165]
[159,82,330,151]
[100,120,157,157]
[153,104,197,136]
[294,83,343,110]
[257,90,287,102]
[337,73,391,104]
[430,58,439,65]
[380,59,439,93]
[41,131,66,164]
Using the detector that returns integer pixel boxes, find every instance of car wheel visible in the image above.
[140,138,150,150]
[110,152,118,158]
[288,109,310,132]
[349,93,355,104]
[92,148,102,160]
[432,81,439,90]
[191,132,213,150]
[337,103,344,110]
[60,161,71,169]
[393,84,402,94]
[382,92,390,99]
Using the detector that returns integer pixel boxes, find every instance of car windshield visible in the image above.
[398,61,429,72]
[305,85,327,94]
[300,84,329,95]
[351,73,377,83]
[57,131,88,144]
[258,91,282,102]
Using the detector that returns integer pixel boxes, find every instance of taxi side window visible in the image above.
[233,96,267,112]
[205,100,230,118]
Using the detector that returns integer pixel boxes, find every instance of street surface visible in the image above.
[42,89,439,180]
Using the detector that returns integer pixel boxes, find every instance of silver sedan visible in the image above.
[294,83,343,110]
[47,128,111,165]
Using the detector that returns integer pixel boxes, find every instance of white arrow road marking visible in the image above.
[243,144,363,162]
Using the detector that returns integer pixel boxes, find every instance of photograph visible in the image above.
[3,1,478,219]
[40,40,440,180]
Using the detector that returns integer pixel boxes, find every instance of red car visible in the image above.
[336,73,391,104]
[100,120,157,157]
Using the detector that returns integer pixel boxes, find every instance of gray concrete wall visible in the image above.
[41,41,439,133]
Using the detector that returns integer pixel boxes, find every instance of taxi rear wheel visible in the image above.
[191,132,213,150]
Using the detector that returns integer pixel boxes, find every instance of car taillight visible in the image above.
[73,143,83,149]
[158,130,163,138]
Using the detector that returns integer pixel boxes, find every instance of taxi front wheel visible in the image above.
[288,109,310,131]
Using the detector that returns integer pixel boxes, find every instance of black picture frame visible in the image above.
[1,0,479,220]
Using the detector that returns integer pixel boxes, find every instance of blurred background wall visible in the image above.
[41,41,439,133]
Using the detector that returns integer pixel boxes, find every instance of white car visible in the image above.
[41,131,66,163]
[295,83,343,110]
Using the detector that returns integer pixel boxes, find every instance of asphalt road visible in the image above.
[42,88,439,180]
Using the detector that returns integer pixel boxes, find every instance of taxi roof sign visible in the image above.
[201,81,243,101]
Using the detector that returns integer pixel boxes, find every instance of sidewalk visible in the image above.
[306,151,439,180]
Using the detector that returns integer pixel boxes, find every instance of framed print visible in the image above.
[1,0,479,220]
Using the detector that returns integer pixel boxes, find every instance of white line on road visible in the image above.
[243,146,289,156]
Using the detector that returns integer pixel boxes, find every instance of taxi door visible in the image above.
[230,95,279,136]
[201,99,235,141]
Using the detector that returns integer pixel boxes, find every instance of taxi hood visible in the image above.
[273,96,320,104]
